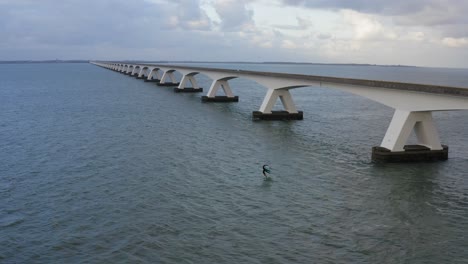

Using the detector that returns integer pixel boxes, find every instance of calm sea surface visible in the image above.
[0,63,467,263]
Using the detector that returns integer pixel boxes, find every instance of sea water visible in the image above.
[1,62,467,263]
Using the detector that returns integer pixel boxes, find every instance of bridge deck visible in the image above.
[129,63,468,97]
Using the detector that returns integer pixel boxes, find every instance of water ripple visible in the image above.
[0,63,467,263]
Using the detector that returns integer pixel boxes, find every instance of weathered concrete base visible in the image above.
[201,96,239,102]
[372,145,448,162]
[157,82,180,87]
[252,111,304,120]
[144,79,160,82]
[174,88,203,93]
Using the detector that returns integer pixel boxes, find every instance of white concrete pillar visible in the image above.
[138,68,148,77]
[131,67,139,76]
[147,68,161,80]
[259,89,298,113]
[178,74,199,89]
[381,110,443,151]
[206,80,234,97]
[137,68,144,77]
[160,71,177,84]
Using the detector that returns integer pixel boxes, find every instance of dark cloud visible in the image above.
[282,0,468,26]
[281,0,430,15]
[0,0,273,61]
[0,0,163,47]
[0,0,216,59]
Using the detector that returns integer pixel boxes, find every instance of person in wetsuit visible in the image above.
[262,165,271,178]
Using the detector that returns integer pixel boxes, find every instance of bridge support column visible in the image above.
[158,71,180,86]
[136,68,147,79]
[145,69,161,82]
[201,79,238,102]
[133,68,141,77]
[131,68,140,77]
[174,74,203,93]
[372,110,448,162]
[253,89,303,120]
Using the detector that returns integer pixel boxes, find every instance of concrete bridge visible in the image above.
[90,61,468,162]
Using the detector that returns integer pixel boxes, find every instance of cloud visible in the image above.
[212,0,254,31]
[279,0,468,65]
[282,0,468,30]
[0,0,467,67]
[393,3,468,27]
[162,0,212,30]
[442,37,468,48]
[0,0,218,60]
[281,39,297,49]
[281,0,433,15]
[273,16,313,30]
[341,10,397,41]
[0,0,164,47]
[317,33,332,40]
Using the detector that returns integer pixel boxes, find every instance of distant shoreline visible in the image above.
[0,60,417,68]
[0,60,89,64]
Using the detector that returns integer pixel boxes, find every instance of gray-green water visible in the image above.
[1,63,467,263]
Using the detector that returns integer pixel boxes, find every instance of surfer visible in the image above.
[262,165,271,178]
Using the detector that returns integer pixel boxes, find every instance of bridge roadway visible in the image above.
[91,61,468,162]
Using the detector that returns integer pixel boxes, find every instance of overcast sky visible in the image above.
[1,0,467,68]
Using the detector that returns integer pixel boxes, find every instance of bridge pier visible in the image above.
[145,68,161,82]
[131,67,140,77]
[137,68,149,79]
[174,74,203,93]
[253,89,303,120]
[201,79,238,102]
[158,70,180,86]
[372,110,448,162]
[125,67,132,75]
